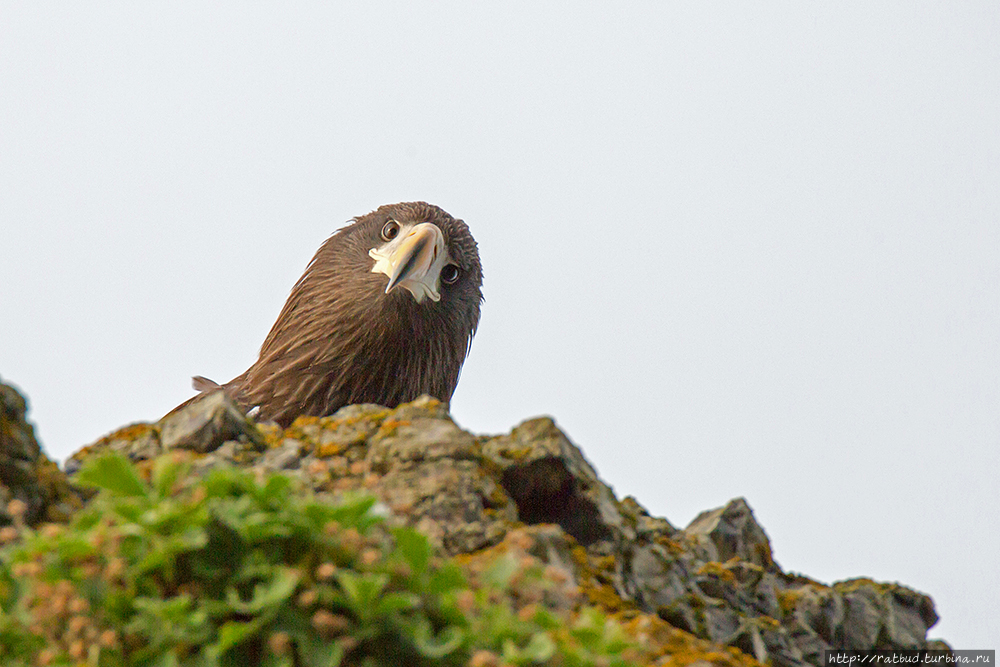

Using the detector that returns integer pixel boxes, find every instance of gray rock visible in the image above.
[838,584,884,649]
[885,585,939,648]
[296,403,389,455]
[158,390,266,454]
[684,497,778,571]
[257,440,302,471]
[367,412,477,470]
[364,398,514,554]
[377,457,514,554]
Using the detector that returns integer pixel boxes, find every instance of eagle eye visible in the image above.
[381,220,400,241]
[441,264,461,285]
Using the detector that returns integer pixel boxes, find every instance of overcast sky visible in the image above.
[2,3,997,647]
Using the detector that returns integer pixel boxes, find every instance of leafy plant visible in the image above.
[0,453,643,666]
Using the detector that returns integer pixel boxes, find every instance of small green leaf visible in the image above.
[428,563,466,594]
[482,553,519,589]
[412,618,464,658]
[76,452,149,497]
[393,528,431,576]
[373,591,419,617]
[254,475,293,505]
[298,637,344,667]
[335,571,388,622]
[214,616,265,653]
[521,632,557,662]
[225,567,300,615]
[152,455,190,500]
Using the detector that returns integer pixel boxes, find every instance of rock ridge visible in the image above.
[3,378,950,665]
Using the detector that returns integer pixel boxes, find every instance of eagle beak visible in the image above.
[369,222,448,303]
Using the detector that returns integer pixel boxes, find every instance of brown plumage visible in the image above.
[182,202,482,427]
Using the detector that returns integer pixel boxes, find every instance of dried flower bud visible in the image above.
[68,639,86,660]
[315,562,337,580]
[517,604,540,622]
[339,528,362,553]
[68,597,90,614]
[455,589,476,614]
[297,589,318,607]
[40,524,62,539]
[268,631,292,655]
[311,610,351,637]
[66,615,89,636]
[6,499,27,519]
[468,650,500,667]
[506,529,533,551]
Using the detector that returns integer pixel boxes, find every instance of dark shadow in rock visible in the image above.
[500,457,612,546]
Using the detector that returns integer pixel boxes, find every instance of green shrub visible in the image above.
[0,453,639,667]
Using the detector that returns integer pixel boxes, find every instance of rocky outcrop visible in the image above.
[0,377,83,527]
[57,389,949,665]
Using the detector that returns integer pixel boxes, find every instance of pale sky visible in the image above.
[2,3,997,646]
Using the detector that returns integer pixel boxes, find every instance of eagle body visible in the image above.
[188,202,482,427]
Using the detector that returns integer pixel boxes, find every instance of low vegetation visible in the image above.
[0,453,641,667]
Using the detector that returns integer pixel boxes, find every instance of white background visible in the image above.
[2,3,997,647]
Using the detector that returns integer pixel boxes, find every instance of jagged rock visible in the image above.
[685,497,778,571]
[480,416,624,546]
[831,579,937,650]
[55,393,950,664]
[620,495,678,538]
[0,377,83,525]
[159,391,266,453]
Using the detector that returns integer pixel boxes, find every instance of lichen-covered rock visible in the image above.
[480,416,625,546]
[56,393,950,665]
[0,377,83,525]
[366,396,515,553]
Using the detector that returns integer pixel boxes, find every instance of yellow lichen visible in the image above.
[617,613,764,667]
[316,442,348,458]
[497,446,533,461]
[655,536,687,556]
[775,588,803,616]
[696,561,737,584]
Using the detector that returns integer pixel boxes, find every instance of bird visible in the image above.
[179,202,483,427]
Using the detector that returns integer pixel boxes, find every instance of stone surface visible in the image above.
[685,498,778,571]
[159,390,266,453]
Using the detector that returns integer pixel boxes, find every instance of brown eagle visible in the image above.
[181,202,483,427]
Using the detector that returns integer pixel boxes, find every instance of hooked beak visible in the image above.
[369,222,449,303]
